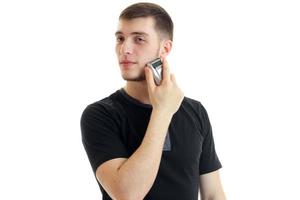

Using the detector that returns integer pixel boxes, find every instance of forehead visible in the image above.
[116,17,157,37]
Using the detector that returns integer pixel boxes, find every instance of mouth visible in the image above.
[120,61,138,68]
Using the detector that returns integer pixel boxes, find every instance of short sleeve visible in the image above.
[198,104,222,175]
[80,103,129,174]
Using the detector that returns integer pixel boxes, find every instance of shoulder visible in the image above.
[180,96,211,132]
[80,93,122,125]
[181,96,207,116]
[82,98,113,116]
[183,96,202,108]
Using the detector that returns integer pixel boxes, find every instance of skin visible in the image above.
[115,17,170,105]
[96,16,226,200]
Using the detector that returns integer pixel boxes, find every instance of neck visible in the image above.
[123,80,151,105]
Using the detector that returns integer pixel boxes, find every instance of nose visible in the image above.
[120,39,133,55]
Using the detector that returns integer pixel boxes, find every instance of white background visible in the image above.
[1,0,299,199]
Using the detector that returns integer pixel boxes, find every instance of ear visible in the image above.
[159,40,172,60]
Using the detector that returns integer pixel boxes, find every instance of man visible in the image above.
[81,2,226,200]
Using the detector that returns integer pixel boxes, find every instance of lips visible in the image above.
[120,60,137,64]
[120,60,137,69]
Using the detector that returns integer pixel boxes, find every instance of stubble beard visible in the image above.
[121,46,161,83]
[122,64,146,82]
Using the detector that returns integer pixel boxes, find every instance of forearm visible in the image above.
[212,194,227,200]
[117,109,173,199]
[201,192,227,200]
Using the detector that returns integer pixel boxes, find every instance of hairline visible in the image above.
[117,17,170,41]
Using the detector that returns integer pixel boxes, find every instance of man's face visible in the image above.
[115,17,163,82]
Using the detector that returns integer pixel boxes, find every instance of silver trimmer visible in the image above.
[146,58,163,86]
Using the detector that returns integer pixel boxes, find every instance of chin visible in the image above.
[121,74,146,82]
[121,69,146,80]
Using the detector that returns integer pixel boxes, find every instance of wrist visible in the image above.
[151,108,173,121]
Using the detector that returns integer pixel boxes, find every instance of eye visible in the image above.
[116,36,124,43]
[135,37,145,43]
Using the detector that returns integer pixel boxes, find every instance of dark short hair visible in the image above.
[119,2,174,41]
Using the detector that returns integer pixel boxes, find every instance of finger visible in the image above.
[161,58,171,83]
[145,67,155,91]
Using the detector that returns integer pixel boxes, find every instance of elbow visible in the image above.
[113,192,145,200]
[99,185,144,200]
[119,196,143,200]
[115,176,148,200]
[108,182,146,200]
[114,187,146,200]
[96,169,147,200]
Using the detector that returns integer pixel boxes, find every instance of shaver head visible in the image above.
[146,58,163,86]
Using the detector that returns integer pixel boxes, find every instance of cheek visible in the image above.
[139,44,158,56]
[115,45,120,54]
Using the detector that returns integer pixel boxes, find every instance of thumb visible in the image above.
[145,67,155,92]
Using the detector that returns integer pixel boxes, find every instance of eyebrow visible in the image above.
[115,31,149,37]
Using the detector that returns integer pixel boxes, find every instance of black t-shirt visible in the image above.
[80,88,222,200]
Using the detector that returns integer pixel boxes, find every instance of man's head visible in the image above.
[115,2,173,82]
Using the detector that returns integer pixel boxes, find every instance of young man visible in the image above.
[81,2,226,200]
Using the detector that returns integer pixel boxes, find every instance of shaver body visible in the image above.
[146,58,163,86]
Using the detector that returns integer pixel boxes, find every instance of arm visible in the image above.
[96,59,184,200]
[199,170,227,200]
[96,109,172,200]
